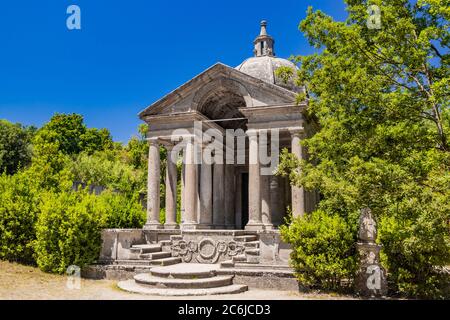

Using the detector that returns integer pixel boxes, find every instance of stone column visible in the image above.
[165,146,178,229]
[234,171,243,229]
[183,136,198,229]
[290,129,305,218]
[245,130,264,230]
[224,164,235,229]
[144,138,163,229]
[261,170,272,229]
[180,151,185,224]
[270,175,284,227]
[199,146,213,228]
[213,159,225,229]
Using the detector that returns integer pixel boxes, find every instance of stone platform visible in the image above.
[117,264,248,296]
[84,228,298,292]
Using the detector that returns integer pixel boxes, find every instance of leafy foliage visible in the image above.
[101,191,146,229]
[277,0,450,298]
[0,113,155,274]
[0,172,40,264]
[33,190,108,274]
[280,210,358,291]
[34,113,113,156]
[0,120,35,175]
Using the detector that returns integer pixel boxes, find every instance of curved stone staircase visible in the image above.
[117,264,248,296]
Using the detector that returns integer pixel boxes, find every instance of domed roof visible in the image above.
[236,56,299,92]
[235,21,300,92]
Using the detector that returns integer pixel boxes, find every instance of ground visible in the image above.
[0,261,356,300]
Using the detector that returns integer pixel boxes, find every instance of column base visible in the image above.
[197,224,214,229]
[245,222,265,231]
[181,223,200,230]
[263,224,274,230]
[143,222,164,230]
[164,223,179,230]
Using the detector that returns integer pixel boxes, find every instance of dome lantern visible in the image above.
[253,20,275,57]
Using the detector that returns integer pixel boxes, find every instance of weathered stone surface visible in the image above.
[355,208,388,297]
[135,273,234,289]
[117,280,248,296]
[151,263,218,279]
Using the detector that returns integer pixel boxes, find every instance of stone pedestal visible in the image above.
[355,243,388,297]
[355,208,388,297]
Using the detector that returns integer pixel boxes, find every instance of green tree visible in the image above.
[34,113,113,156]
[0,120,35,174]
[80,128,114,155]
[35,113,86,155]
[278,0,450,298]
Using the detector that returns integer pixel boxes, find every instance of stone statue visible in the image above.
[358,207,377,243]
[355,208,388,297]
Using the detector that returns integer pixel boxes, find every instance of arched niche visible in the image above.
[192,78,252,130]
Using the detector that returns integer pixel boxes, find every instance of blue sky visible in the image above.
[0,0,347,143]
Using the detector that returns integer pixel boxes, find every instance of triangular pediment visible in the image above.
[139,63,298,120]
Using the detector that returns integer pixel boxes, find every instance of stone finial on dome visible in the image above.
[253,20,275,57]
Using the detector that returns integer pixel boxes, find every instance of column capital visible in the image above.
[164,144,175,151]
[148,137,159,146]
[288,127,305,137]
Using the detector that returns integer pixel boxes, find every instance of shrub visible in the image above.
[100,191,146,229]
[34,190,108,274]
[280,210,358,291]
[70,151,146,196]
[0,172,40,264]
[379,212,450,299]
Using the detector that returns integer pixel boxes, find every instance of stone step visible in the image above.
[130,244,162,254]
[244,241,260,248]
[220,260,235,268]
[134,274,234,289]
[246,256,260,264]
[150,263,218,279]
[234,235,258,242]
[139,251,171,260]
[245,249,260,256]
[113,260,153,266]
[150,257,182,266]
[232,254,247,262]
[159,240,172,246]
[230,263,293,271]
[117,280,248,296]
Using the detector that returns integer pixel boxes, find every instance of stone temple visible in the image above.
[88,21,318,295]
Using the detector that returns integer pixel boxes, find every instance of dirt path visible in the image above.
[0,261,354,300]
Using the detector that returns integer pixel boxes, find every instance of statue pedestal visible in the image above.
[355,242,388,297]
[355,208,388,298]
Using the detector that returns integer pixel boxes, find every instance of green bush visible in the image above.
[280,210,358,291]
[379,212,450,299]
[33,190,108,274]
[0,172,40,264]
[100,191,146,228]
[70,151,146,196]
